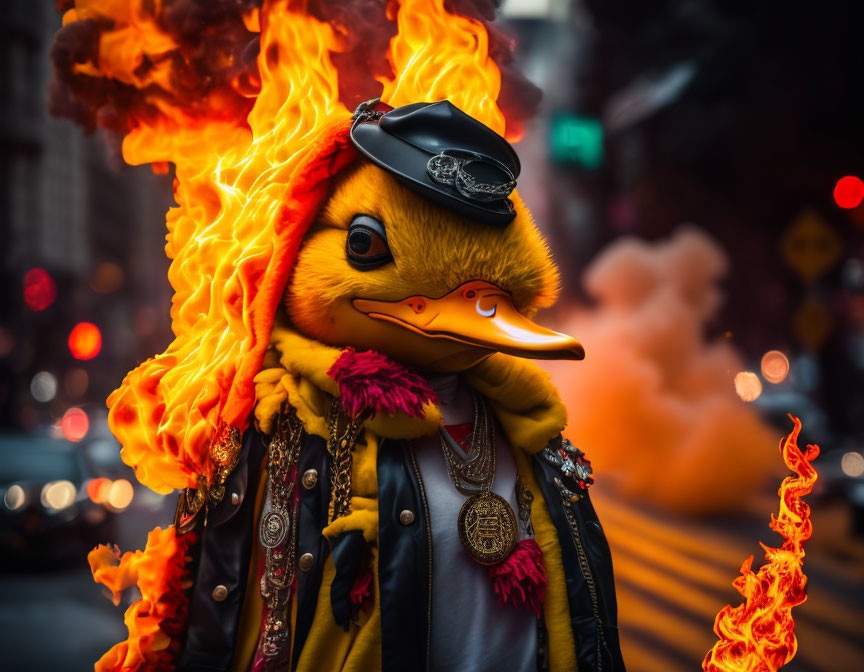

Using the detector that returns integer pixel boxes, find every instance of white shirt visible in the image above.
[412,374,538,672]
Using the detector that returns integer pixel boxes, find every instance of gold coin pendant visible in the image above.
[457,491,517,565]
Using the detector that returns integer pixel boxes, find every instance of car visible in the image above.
[0,432,117,570]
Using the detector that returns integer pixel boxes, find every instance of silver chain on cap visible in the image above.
[426,151,517,202]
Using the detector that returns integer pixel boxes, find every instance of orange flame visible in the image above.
[62,2,177,90]
[103,0,349,493]
[380,0,508,138]
[60,1,253,139]
[88,527,196,671]
[703,416,819,672]
[62,0,513,495]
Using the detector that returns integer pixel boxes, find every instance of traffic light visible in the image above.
[549,113,604,170]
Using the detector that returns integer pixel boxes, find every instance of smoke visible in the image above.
[546,228,779,515]
[50,0,540,138]
[309,0,397,110]
[50,0,263,136]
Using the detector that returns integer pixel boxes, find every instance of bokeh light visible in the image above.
[64,368,89,399]
[834,175,864,209]
[30,371,58,402]
[841,452,864,478]
[68,322,102,360]
[4,484,26,511]
[0,327,15,357]
[61,407,89,442]
[41,480,77,511]
[734,371,763,402]
[761,350,790,384]
[107,479,134,510]
[89,262,124,294]
[23,268,57,311]
[86,478,113,504]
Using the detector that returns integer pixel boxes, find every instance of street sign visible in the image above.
[780,208,843,283]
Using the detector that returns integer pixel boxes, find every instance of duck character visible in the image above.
[171,100,626,672]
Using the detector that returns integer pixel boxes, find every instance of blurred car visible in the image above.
[0,433,117,570]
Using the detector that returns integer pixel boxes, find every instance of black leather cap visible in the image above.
[350,101,521,225]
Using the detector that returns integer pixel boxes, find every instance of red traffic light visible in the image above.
[23,268,57,311]
[833,175,864,209]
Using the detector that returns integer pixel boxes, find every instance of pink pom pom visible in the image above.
[327,348,437,419]
[488,538,547,617]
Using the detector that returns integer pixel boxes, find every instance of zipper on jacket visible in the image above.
[556,479,607,671]
[408,443,433,672]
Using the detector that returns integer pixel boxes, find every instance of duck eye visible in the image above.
[346,214,392,269]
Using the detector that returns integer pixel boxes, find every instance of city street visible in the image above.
[596,490,864,672]
[0,494,174,671]
[2,486,862,672]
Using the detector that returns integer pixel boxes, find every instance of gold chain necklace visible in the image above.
[439,393,516,565]
[439,391,495,493]
[326,397,366,524]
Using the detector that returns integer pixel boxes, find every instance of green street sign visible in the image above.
[549,114,604,170]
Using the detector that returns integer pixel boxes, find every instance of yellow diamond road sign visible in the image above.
[781,209,843,283]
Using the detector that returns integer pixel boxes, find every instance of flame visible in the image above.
[60,0,254,136]
[703,416,819,672]
[380,0,507,138]
[88,527,196,671]
[63,2,177,88]
[104,0,349,493]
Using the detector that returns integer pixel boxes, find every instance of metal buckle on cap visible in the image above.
[426,150,517,203]
[352,98,385,125]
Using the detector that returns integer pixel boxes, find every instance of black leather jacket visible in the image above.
[176,425,626,672]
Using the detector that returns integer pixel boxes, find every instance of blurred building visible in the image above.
[0,1,859,458]
[0,1,174,431]
[506,0,864,449]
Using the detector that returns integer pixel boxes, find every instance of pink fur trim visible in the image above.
[327,348,438,419]
[488,538,547,617]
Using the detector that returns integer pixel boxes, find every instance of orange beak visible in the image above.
[352,280,584,360]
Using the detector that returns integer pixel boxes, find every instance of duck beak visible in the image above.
[352,280,584,360]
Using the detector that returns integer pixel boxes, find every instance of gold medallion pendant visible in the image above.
[458,490,517,565]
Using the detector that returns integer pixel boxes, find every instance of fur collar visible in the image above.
[254,326,566,455]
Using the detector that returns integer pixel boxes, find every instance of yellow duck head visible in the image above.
[285,157,583,372]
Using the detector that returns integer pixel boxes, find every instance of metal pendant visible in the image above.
[260,508,289,549]
[457,491,517,565]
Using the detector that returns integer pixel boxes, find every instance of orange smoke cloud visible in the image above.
[546,228,778,514]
